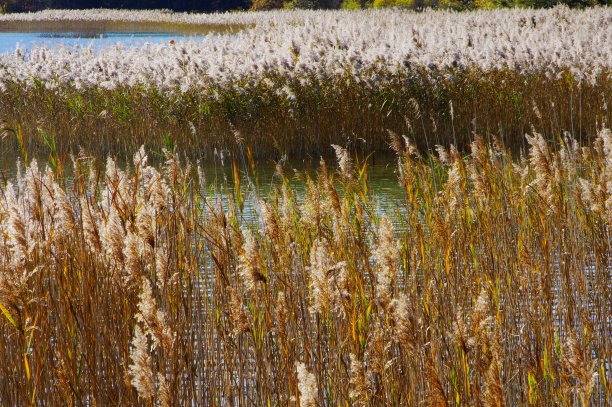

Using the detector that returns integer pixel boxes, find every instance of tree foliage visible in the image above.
[0,0,607,12]
[1,0,252,12]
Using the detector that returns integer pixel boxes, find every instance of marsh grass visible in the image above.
[0,8,255,34]
[0,129,609,405]
[1,68,609,160]
[0,7,609,162]
[0,20,247,34]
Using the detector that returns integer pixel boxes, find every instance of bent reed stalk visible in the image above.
[0,129,609,405]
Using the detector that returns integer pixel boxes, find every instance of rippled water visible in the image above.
[0,31,206,54]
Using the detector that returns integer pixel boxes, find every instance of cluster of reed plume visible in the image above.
[0,129,609,405]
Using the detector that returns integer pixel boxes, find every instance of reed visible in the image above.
[0,8,259,29]
[1,68,609,160]
[0,6,609,159]
[0,20,246,34]
[0,128,609,405]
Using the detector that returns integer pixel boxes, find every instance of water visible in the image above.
[0,31,205,54]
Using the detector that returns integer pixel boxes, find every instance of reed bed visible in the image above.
[2,68,609,160]
[0,128,609,405]
[0,20,245,34]
[0,6,610,158]
[0,8,257,31]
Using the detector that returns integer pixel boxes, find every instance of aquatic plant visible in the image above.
[0,6,609,158]
[0,129,609,405]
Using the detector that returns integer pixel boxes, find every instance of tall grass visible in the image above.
[0,20,246,34]
[0,6,609,159]
[0,8,258,31]
[0,128,609,405]
[1,68,609,159]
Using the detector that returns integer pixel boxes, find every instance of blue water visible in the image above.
[0,32,204,54]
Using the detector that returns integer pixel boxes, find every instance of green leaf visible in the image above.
[163,133,174,151]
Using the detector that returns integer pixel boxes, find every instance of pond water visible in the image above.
[0,31,205,54]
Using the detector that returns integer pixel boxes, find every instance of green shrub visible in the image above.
[250,0,284,10]
[341,0,363,8]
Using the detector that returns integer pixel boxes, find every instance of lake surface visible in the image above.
[0,31,205,54]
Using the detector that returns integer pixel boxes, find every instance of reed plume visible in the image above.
[238,229,265,294]
[135,277,174,353]
[373,217,399,308]
[349,353,368,404]
[128,325,155,401]
[296,362,317,407]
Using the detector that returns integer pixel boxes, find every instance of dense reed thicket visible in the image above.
[2,68,609,160]
[0,9,251,33]
[0,129,609,405]
[0,6,610,158]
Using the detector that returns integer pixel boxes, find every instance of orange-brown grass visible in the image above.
[0,130,609,405]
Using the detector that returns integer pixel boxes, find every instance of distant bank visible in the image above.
[1,0,608,14]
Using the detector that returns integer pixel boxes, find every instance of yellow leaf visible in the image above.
[24,354,31,381]
[419,239,425,263]
[0,302,17,329]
